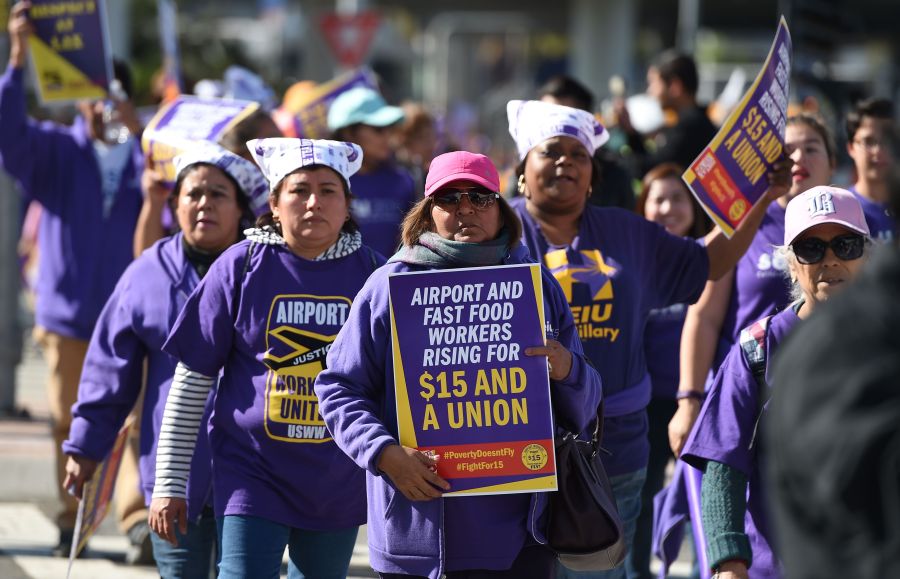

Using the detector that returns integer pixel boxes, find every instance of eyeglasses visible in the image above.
[433,188,499,210]
[791,233,866,265]
[853,137,885,152]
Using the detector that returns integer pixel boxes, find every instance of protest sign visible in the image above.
[282,68,378,139]
[27,0,113,103]
[141,95,259,185]
[389,264,557,496]
[65,418,133,576]
[683,17,792,237]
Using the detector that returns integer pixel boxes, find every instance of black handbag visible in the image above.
[546,404,626,571]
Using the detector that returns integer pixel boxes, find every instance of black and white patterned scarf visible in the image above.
[243,226,362,261]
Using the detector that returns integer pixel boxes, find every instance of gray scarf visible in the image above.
[388,230,511,268]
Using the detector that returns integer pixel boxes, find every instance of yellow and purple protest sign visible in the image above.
[389,264,557,497]
[66,418,133,574]
[27,0,112,103]
[284,68,378,139]
[683,17,792,237]
[141,95,259,185]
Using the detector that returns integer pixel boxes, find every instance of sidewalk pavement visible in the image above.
[0,338,376,578]
[0,335,693,578]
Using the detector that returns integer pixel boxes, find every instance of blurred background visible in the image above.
[1,0,896,171]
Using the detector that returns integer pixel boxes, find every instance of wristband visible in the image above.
[676,390,705,401]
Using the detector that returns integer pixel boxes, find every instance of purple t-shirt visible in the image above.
[163,240,384,529]
[682,306,801,579]
[718,203,791,369]
[848,186,895,243]
[645,302,688,399]
[350,162,417,258]
[512,199,709,475]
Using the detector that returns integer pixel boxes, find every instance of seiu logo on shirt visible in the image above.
[262,294,351,444]
[544,248,621,343]
[756,250,788,277]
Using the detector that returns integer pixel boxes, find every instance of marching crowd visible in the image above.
[3,2,898,579]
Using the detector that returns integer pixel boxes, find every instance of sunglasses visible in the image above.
[433,188,499,210]
[791,233,866,265]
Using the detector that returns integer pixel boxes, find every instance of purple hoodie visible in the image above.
[0,65,143,340]
[63,234,214,521]
[315,244,602,579]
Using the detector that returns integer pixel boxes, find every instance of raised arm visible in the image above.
[7,2,30,70]
[703,157,791,279]
[1,1,70,205]
[134,157,172,257]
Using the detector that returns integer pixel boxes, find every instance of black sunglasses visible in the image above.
[433,188,499,210]
[791,233,866,265]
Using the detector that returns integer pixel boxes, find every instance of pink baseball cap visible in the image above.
[784,185,870,245]
[424,151,500,197]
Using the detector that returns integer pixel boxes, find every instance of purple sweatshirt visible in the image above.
[162,240,384,529]
[682,306,802,579]
[315,244,602,579]
[63,234,214,521]
[0,65,143,340]
[512,199,709,476]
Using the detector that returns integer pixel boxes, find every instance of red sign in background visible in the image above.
[320,11,381,68]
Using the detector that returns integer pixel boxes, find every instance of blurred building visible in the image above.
[162,1,893,126]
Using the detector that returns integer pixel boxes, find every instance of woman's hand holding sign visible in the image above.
[762,154,793,203]
[377,444,451,501]
[526,338,573,381]
[8,2,33,69]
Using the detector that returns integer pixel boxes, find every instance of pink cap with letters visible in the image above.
[424,151,501,197]
[784,185,870,245]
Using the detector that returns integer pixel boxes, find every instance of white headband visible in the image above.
[173,142,270,216]
[246,138,364,190]
[507,99,610,160]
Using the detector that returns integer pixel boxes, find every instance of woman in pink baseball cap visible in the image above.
[680,185,871,579]
[316,150,602,579]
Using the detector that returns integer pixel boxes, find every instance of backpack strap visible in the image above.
[739,315,772,451]
[739,315,771,391]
